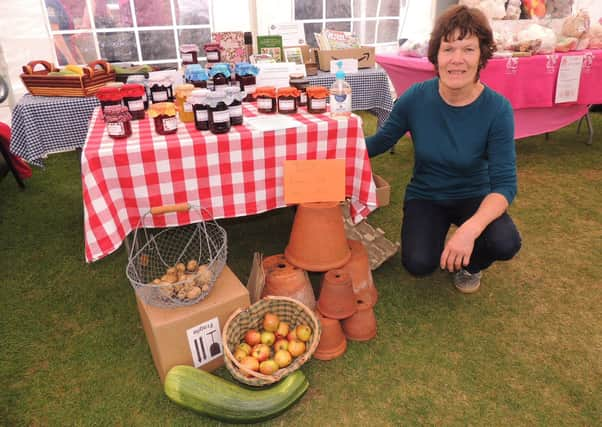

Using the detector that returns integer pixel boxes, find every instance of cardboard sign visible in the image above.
[284,159,346,204]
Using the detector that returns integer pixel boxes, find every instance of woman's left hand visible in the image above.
[440,224,479,272]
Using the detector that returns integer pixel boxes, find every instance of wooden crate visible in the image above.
[20,60,116,97]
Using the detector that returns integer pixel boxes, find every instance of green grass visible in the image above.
[1,111,601,426]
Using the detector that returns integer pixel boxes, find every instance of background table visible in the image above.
[376,50,602,142]
[82,104,378,262]
[10,94,99,167]
[308,68,394,128]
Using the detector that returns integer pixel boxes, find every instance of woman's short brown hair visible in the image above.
[427,5,496,76]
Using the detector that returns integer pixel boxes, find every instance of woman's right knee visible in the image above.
[402,252,439,276]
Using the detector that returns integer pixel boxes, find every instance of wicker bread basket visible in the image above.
[20,60,116,97]
[223,296,321,387]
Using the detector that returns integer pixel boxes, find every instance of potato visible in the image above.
[175,262,186,273]
[186,259,199,273]
[186,287,202,300]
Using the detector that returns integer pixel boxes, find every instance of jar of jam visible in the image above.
[206,92,231,134]
[188,88,211,131]
[96,86,123,118]
[103,105,132,139]
[306,86,329,114]
[277,87,300,114]
[209,63,231,94]
[235,62,259,102]
[174,83,195,123]
[148,102,178,135]
[126,75,149,109]
[204,42,222,63]
[148,76,173,103]
[180,44,199,65]
[225,86,245,126]
[253,86,277,113]
[120,84,146,120]
[184,64,208,88]
[289,73,309,106]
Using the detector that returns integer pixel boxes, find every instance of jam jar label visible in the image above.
[153,91,168,102]
[195,110,208,122]
[257,98,273,110]
[229,104,243,117]
[128,99,144,111]
[162,116,178,131]
[107,122,125,136]
[243,84,256,95]
[212,110,230,123]
[184,102,193,112]
[300,92,307,104]
[207,51,219,61]
[279,99,295,111]
[182,53,193,63]
[311,98,326,110]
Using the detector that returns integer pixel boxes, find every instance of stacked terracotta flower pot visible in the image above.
[265,202,378,361]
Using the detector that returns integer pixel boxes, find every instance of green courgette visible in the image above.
[164,365,309,423]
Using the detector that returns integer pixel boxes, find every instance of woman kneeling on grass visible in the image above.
[366,5,521,293]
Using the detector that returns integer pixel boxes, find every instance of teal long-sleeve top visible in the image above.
[366,78,517,204]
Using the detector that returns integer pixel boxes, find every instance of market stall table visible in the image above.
[81,104,378,262]
[376,49,602,143]
[10,94,99,167]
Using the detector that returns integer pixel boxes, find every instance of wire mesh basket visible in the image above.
[126,203,227,308]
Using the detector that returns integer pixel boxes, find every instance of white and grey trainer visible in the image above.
[453,269,482,294]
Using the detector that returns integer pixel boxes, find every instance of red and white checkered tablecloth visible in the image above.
[81,103,378,262]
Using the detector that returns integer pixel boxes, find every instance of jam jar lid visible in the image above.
[208,63,231,78]
[103,105,132,123]
[187,88,211,105]
[253,86,277,98]
[96,86,122,102]
[277,86,300,98]
[174,83,195,98]
[120,83,146,98]
[306,86,329,99]
[235,62,259,76]
[204,42,222,51]
[148,102,177,118]
[204,91,228,108]
[180,44,199,53]
[184,64,209,81]
[289,73,309,84]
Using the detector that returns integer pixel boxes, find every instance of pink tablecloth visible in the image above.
[376,50,601,139]
[81,104,378,262]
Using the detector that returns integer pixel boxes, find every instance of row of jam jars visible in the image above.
[277,87,300,114]
[184,64,208,88]
[148,75,174,103]
[254,86,277,113]
[126,75,149,109]
[148,102,178,135]
[121,84,146,120]
[175,83,195,123]
[306,86,329,114]
[208,63,231,93]
[96,86,122,117]
[180,43,199,65]
[234,62,259,102]
[103,105,132,139]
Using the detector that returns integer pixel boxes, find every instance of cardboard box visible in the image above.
[317,46,376,71]
[373,174,391,207]
[137,266,250,383]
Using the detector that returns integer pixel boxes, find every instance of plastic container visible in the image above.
[329,61,352,118]
[289,73,309,106]
[187,88,211,131]
[254,86,277,113]
[174,83,195,123]
[306,86,328,114]
[120,83,146,120]
[103,105,132,139]
[277,86,300,114]
[148,102,178,135]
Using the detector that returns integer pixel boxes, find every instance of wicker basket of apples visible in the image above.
[222,296,321,387]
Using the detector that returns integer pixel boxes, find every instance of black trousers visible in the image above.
[401,197,521,276]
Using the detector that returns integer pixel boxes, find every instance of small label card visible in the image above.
[330,58,358,75]
[186,317,223,367]
[555,55,583,104]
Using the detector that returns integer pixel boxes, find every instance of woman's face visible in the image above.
[437,32,481,92]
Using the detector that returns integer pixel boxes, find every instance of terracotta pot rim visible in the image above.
[316,300,357,320]
[344,329,376,342]
[313,337,347,360]
[284,249,351,272]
